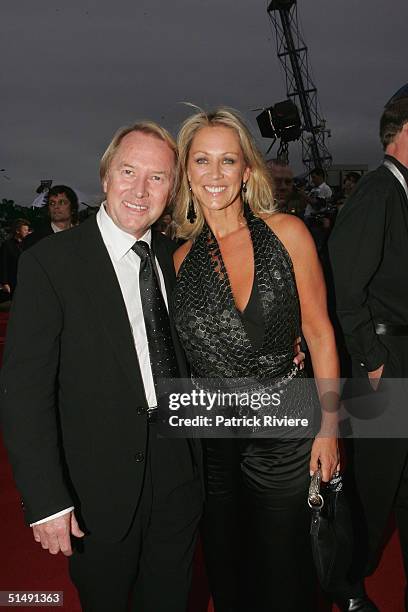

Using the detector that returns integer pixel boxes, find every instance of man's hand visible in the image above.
[1,284,11,294]
[32,511,84,556]
[368,364,384,391]
[293,336,305,370]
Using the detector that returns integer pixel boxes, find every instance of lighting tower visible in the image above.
[267,0,332,170]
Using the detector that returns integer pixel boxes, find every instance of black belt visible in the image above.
[375,322,408,336]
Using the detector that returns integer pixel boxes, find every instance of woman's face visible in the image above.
[187,126,250,214]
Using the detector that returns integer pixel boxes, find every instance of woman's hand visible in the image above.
[292,336,305,370]
[310,436,339,482]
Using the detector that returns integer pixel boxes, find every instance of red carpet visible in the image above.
[0,311,405,611]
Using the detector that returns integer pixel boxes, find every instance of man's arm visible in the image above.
[0,250,74,524]
[328,181,388,372]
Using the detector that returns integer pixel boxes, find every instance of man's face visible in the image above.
[16,224,30,240]
[267,163,294,205]
[343,177,356,196]
[311,173,323,187]
[48,193,72,224]
[103,132,175,239]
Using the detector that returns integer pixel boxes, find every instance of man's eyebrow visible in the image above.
[117,162,168,175]
[118,162,135,168]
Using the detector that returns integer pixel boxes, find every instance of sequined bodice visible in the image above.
[172,207,300,381]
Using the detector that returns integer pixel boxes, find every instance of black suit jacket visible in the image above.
[329,160,408,374]
[0,238,23,291]
[23,223,54,250]
[0,216,201,542]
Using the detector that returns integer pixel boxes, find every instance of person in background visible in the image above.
[0,218,31,296]
[329,92,408,612]
[266,158,294,209]
[343,172,361,199]
[24,185,79,249]
[309,167,333,201]
[266,158,307,217]
[336,172,361,215]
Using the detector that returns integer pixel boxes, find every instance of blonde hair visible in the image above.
[100,121,178,193]
[174,106,276,240]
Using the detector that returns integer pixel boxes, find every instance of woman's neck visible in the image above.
[203,201,247,240]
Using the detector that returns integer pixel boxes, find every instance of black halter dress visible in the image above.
[172,206,317,612]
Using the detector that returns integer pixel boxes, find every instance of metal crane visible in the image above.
[267,0,332,170]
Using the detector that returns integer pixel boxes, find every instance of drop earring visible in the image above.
[187,184,197,223]
[242,181,248,203]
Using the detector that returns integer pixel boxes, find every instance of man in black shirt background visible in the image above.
[0,218,31,296]
[329,89,408,611]
[23,185,79,249]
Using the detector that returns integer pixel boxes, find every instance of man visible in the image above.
[303,167,332,220]
[329,93,408,611]
[24,184,78,249]
[0,123,203,612]
[310,167,333,200]
[266,158,308,217]
[0,218,31,295]
[335,172,361,216]
[266,158,295,209]
[343,172,361,199]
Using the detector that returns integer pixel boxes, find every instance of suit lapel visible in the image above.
[75,217,147,402]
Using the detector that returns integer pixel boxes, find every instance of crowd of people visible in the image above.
[0,86,407,612]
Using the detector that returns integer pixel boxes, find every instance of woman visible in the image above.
[172,108,339,612]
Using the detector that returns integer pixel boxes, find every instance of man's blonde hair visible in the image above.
[100,122,178,191]
[173,106,276,240]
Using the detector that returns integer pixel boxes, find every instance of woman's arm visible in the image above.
[266,213,340,481]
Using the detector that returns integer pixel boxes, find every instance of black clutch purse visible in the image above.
[308,470,353,592]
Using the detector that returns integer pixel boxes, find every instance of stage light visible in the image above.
[256,100,301,143]
[35,180,53,194]
[268,0,295,11]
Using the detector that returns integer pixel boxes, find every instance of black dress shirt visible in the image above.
[328,157,408,371]
[0,238,24,292]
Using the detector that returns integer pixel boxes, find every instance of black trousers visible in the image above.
[345,439,408,581]
[69,425,202,612]
[201,437,316,612]
[337,336,408,603]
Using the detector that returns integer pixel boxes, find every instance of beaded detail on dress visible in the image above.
[172,206,300,383]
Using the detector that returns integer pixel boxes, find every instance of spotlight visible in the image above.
[35,180,53,194]
[268,0,295,11]
[256,100,301,143]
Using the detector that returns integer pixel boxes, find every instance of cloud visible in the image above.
[1,0,407,203]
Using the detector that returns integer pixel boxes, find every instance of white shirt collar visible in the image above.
[97,201,152,262]
[51,222,72,233]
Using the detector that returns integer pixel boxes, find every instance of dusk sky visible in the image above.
[1,0,407,205]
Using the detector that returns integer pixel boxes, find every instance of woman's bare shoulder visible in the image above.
[262,211,306,235]
[261,212,315,258]
[173,240,193,275]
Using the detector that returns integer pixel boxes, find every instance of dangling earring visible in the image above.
[242,181,248,203]
[187,184,197,223]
